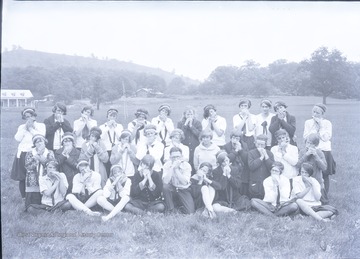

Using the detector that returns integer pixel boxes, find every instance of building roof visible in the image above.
[1,89,33,99]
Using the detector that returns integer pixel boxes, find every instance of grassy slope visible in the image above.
[1,95,360,258]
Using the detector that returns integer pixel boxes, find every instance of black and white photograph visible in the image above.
[1,0,360,258]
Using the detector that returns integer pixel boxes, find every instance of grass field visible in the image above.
[1,95,360,258]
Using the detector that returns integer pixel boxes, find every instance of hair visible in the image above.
[203,104,216,119]
[306,133,320,146]
[230,129,242,139]
[81,106,94,116]
[46,160,59,170]
[52,102,67,115]
[238,99,252,109]
[170,129,185,141]
[198,162,213,172]
[107,108,118,117]
[255,134,268,142]
[110,165,123,178]
[141,155,155,170]
[21,108,37,119]
[271,161,284,173]
[273,101,287,112]
[135,108,149,119]
[314,103,327,114]
[216,151,228,165]
[301,162,314,176]
[199,129,213,140]
[260,99,272,108]
[275,129,289,139]
[169,146,182,155]
[119,130,133,142]
[89,127,102,141]
[182,106,196,120]
[158,104,171,115]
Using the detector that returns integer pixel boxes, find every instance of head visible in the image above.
[312,103,326,119]
[76,159,90,175]
[170,129,184,143]
[216,151,230,167]
[119,129,133,144]
[305,133,320,149]
[203,104,216,119]
[255,134,268,149]
[81,106,94,117]
[62,132,75,147]
[135,108,149,121]
[230,129,242,145]
[45,160,59,177]
[300,162,314,177]
[274,101,287,113]
[169,147,183,162]
[52,102,67,115]
[199,129,213,145]
[109,165,126,182]
[238,99,252,111]
[270,161,284,176]
[260,99,272,114]
[21,108,37,120]
[275,129,290,145]
[158,104,171,116]
[197,162,213,175]
[32,134,47,149]
[89,126,102,141]
[107,108,118,121]
[139,155,155,171]
[143,124,157,142]
[183,106,196,120]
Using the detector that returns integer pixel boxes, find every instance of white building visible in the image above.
[1,89,34,108]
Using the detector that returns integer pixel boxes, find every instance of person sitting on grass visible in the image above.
[251,161,299,217]
[125,155,165,215]
[163,129,190,163]
[291,163,338,222]
[65,159,103,216]
[190,162,221,219]
[162,147,195,214]
[97,165,131,222]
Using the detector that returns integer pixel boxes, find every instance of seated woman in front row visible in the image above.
[251,161,299,217]
[97,164,131,222]
[291,162,338,222]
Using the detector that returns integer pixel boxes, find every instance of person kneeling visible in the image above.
[65,159,103,216]
[251,162,298,217]
[97,165,131,222]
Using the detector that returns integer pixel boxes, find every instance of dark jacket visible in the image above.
[44,114,73,150]
[55,147,80,193]
[222,141,249,183]
[269,113,296,147]
[130,171,163,202]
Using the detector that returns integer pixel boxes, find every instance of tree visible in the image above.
[303,47,350,104]
[167,77,186,94]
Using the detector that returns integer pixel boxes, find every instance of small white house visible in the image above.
[1,89,34,108]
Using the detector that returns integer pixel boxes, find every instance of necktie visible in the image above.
[276,186,281,207]
[240,115,247,135]
[108,130,116,147]
[261,121,268,134]
[82,125,89,139]
[146,145,150,154]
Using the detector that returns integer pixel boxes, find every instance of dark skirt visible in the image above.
[323,151,336,175]
[11,152,27,181]
[25,192,42,211]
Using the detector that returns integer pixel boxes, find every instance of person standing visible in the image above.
[128,108,150,148]
[11,108,46,200]
[44,102,73,151]
[73,106,97,149]
[255,99,275,150]
[201,104,226,148]
[151,104,174,148]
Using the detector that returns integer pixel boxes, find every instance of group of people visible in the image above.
[10,99,338,222]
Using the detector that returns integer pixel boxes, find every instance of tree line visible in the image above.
[2,46,359,105]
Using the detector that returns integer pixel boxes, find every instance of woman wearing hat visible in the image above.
[97,165,131,222]
[163,129,190,163]
[11,108,46,200]
[128,108,150,148]
[110,130,137,178]
[99,108,124,176]
[193,129,221,171]
[269,101,297,147]
[79,126,109,187]
[135,124,164,174]
[73,106,97,149]
[44,102,73,151]
[201,104,227,147]
[303,103,335,197]
[151,104,175,148]
[177,106,203,172]
[255,99,275,150]
[24,134,55,210]
[233,99,257,150]
[54,132,80,193]
[65,159,103,216]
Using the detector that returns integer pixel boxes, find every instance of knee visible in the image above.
[250,198,261,208]
[163,184,172,192]
[155,203,165,213]
[66,194,76,202]
[97,195,106,204]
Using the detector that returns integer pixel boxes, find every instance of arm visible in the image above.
[319,120,332,142]
[44,116,61,135]
[313,149,327,171]
[248,150,264,171]
[279,114,296,137]
[93,142,109,163]
[110,145,122,165]
[282,145,299,166]
[102,179,113,198]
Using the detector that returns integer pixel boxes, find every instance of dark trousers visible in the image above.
[163,184,195,214]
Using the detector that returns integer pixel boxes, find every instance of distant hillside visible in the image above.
[1,48,199,85]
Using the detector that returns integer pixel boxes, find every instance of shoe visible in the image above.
[209,210,217,219]
[101,216,109,222]
[202,208,210,218]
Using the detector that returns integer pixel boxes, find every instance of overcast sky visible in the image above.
[2,1,360,81]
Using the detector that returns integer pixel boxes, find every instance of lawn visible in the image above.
[1,95,360,258]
